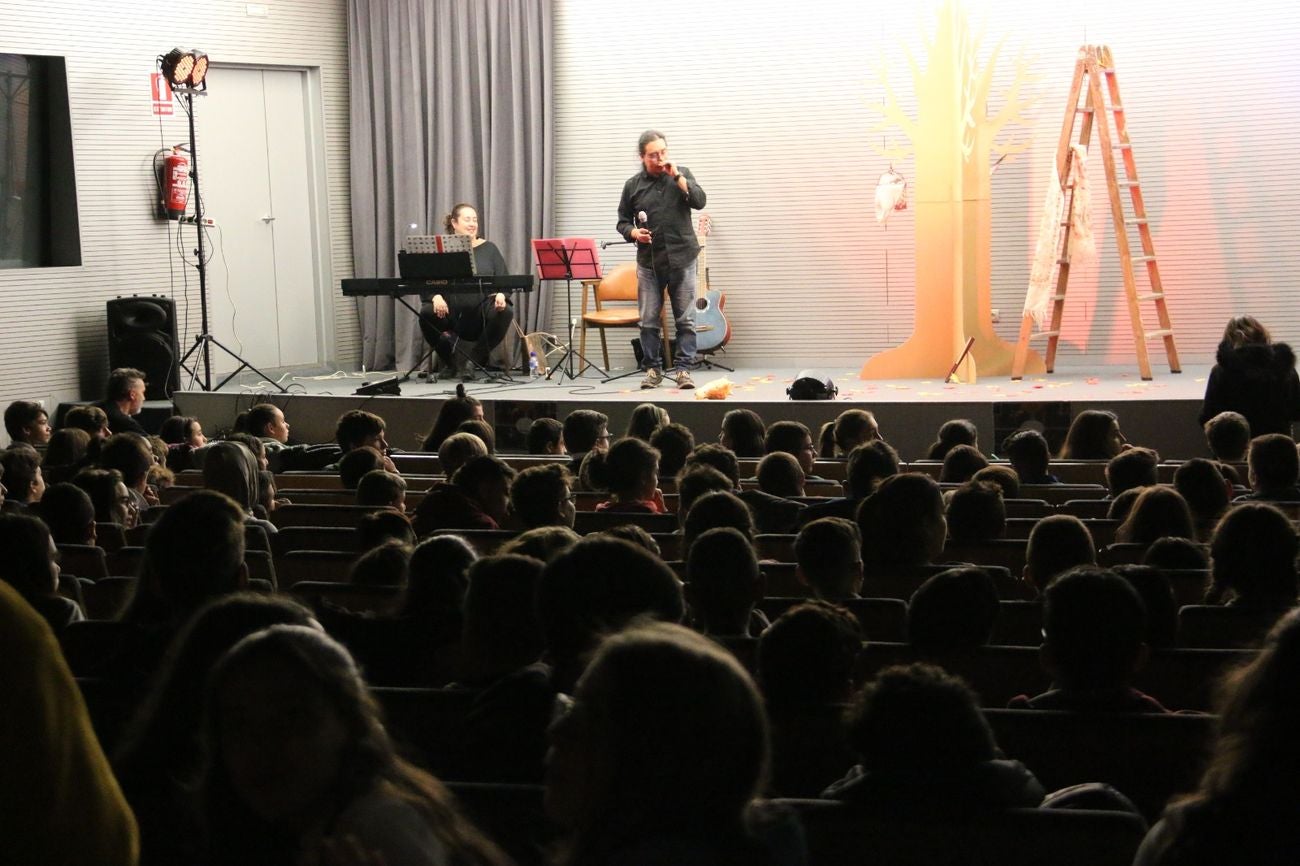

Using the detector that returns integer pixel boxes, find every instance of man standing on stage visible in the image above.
[617,130,707,390]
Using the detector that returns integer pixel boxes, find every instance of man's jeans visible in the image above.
[637,260,697,371]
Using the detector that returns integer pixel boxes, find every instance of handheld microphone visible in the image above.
[636,210,648,227]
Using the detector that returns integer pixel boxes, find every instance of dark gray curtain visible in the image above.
[349,0,553,371]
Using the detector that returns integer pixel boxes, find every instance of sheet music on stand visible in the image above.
[531,237,604,380]
[400,234,476,280]
[532,237,601,281]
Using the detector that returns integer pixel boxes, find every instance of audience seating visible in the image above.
[855,640,1245,713]
[1003,517,1117,546]
[572,510,679,535]
[445,782,554,866]
[988,600,1042,647]
[1002,499,1053,518]
[56,543,109,580]
[942,538,1027,576]
[372,686,478,774]
[652,533,684,561]
[1136,647,1253,711]
[759,597,909,643]
[23,399,1292,865]
[756,562,807,596]
[1165,569,1210,607]
[389,453,568,475]
[573,491,679,513]
[756,534,796,562]
[109,545,277,588]
[60,620,137,678]
[80,576,138,620]
[864,565,1026,603]
[787,799,1147,866]
[738,458,848,482]
[855,642,1047,706]
[1177,605,1281,649]
[430,529,518,555]
[290,581,402,616]
[1059,499,1113,519]
[275,550,356,588]
[984,708,1214,821]
[1018,484,1109,505]
[272,525,361,556]
[270,503,386,528]
[57,574,87,609]
[93,521,126,552]
[75,676,138,757]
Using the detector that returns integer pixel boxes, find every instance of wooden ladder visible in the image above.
[1012,45,1181,381]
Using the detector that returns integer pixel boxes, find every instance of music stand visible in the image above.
[532,238,606,380]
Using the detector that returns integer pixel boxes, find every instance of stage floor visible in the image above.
[184,360,1210,404]
[173,360,1213,461]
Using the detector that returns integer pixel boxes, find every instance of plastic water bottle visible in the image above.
[529,351,539,378]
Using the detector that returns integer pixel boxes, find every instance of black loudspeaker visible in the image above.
[787,369,839,400]
[106,295,180,400]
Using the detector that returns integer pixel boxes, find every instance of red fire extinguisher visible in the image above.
[163,146,190,219]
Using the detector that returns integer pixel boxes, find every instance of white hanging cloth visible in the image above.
[1024,145,1094,326]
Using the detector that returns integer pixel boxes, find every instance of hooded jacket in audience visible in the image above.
[1199,340,1300,435]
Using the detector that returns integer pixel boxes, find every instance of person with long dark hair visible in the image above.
[1135,609,1300,864]
[421,384,484,452]
[546,621,799,865]
[200,624,509,865]
[417,203,515,378]
[1199,315,1300,436]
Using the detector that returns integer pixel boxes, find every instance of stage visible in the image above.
[171,360,1212,462]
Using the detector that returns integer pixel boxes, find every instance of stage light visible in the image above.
[190,52,209,86]
[159,48,208,89]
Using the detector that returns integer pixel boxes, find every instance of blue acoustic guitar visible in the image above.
[692,213,731,354]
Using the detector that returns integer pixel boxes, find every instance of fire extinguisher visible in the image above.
[162,146,190,220]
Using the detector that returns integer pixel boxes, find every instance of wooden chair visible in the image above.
[578,262,670,370]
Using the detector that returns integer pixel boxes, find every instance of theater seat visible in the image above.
[784,799,1147,866]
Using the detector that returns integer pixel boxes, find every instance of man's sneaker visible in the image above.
[674,369,695,389]
[640,367,664,389]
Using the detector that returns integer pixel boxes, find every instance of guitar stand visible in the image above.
[695,351,734,372]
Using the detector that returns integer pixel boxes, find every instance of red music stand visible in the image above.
[532,238,606,380]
